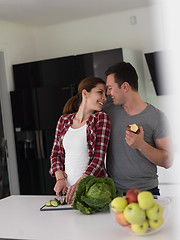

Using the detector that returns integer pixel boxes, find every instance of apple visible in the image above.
[116,212,130,226]
[131,220,149,234]
[127,124,140,134]
[126,188,141,203]
[137,191,154,210]
[146,202,163,220]
[111,197,128,212]
[148,217,164,229]
[124,203,146,224]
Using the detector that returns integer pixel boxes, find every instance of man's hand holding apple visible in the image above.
[125,126,145,150]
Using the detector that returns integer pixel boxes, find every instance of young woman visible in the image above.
[49,77,111,204]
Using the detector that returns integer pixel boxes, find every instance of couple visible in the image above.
[49,62,173,204]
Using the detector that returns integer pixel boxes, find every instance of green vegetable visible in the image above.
[50,199,59,207]
[116,189,124,197]
[45,197,67,207]
[72,176,119,214]
[45,201,51,207]
[60,197,66,205]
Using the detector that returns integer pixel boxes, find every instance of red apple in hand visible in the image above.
[116,212,130,227]
[127,124,140,134]
[126,188,141,203]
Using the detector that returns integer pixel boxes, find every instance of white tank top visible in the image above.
[63,124,89,186]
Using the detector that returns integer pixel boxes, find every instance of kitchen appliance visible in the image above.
[145,51,168,96]
[10,87,73,194]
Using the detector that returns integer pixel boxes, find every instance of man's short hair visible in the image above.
[105,62,138,91]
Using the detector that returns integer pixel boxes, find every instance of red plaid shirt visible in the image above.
[49,111,111,178]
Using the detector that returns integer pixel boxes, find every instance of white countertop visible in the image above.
[0,195,179,240]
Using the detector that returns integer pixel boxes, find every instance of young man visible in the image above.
[103,62,173,195]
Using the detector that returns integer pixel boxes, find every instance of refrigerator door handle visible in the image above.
[35,130,41,159]
[39,130,45,159]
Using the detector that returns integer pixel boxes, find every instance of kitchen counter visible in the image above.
[0,195,179,240]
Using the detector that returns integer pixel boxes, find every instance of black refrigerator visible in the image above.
[10,87,72,195]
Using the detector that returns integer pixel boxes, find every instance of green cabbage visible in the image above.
[72,175,122,214]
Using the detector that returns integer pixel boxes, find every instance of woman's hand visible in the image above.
[66,182,79,205]
[66,174,87,204]
[54,179,67,197]
[54,170,68,196]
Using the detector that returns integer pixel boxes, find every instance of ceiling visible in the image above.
[0,0,158,26]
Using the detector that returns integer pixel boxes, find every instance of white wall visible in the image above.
[0,5,166,91]
[0,22,36,61]
[0,22,37,91]
[33,5,165,60]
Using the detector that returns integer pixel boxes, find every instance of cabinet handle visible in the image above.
[35,130,41,159]
[39,130,45,159]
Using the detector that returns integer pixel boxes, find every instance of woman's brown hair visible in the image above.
[63,76,105,114]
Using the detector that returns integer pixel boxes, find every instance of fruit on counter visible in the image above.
[146,202,163,220]
[111,188,165,234]
[116,212,130,226]
[148,217,164,229]
[131,220,149,234]
[127,124,140,134]
[137,191,154,210]
[124,203,146,224]
[125,188,141,203]
[111,197,128,212]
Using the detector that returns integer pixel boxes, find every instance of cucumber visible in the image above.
[50,199,59,207]
[60,197,66,205]
[45,201,51,207]
[45,197,66,207]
